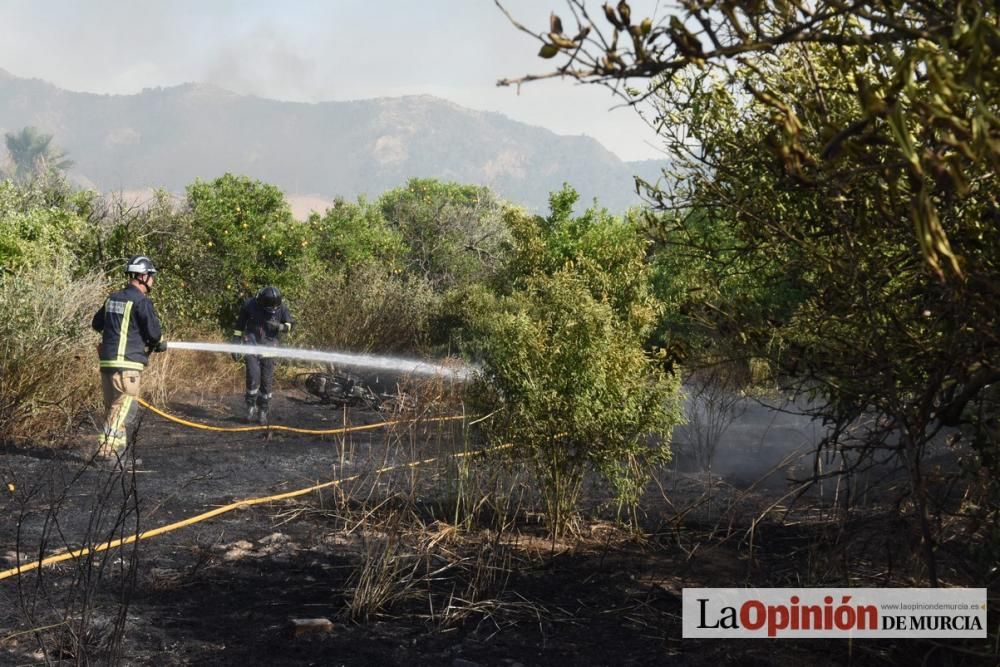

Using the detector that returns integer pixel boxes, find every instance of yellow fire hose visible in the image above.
[136,397,464,435]
[0,400,496,582]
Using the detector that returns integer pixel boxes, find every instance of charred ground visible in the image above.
[0,389,994,666]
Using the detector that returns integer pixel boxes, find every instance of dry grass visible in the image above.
[259,409,535,629]
[0,268,109,445]
[142,327,243,406]
[344,526,421,622]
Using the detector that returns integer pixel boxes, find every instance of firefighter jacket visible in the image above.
[233,297,295,347]
[92,284,163,371]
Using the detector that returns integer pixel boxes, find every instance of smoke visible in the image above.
[672,390,824,488]
[0,1,665,162]
[201,22,320,103]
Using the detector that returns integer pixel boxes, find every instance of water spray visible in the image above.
[165,341,475,380]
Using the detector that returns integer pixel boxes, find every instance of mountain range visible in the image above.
[0,67,666,215]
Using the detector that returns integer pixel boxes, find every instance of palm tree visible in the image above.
[3,127,74,183]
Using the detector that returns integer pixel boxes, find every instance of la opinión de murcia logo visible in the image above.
[682,588,988,639]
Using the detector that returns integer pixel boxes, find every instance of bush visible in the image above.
[469,271,682,536]
[0,266,108,444]
[295,263,438,354]
[379,178,510,290]
[0,179,89,273]
[308,197,405,274]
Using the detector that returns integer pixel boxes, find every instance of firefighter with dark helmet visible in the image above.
[231,285,295,423]
[91,255,167,464]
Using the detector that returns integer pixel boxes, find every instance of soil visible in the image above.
[0,388,992,666]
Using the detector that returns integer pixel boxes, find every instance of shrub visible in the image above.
[294,263,437,354]
[469,270,682,536]
[308,197,405,274]
[499,186,661,337]
[0,179,89,273]
[0,266,108,444]
[379,178,510,290]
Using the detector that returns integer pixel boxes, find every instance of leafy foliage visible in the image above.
[0,180,89,272]
[3,126,74,184]
[308,197,405,275]
[183,173,309,325]
[500,185,660,336]
[666,49,998,585]
[469,186,681,534]
[379,178,510,290]
[470,270,680,536]
[502,1,1000,279]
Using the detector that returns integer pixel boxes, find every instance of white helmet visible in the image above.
[126,255,157,276]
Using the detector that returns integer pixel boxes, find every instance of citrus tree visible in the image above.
[182,173,309,326]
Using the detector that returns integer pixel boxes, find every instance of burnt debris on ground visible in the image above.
[0,390,993,666]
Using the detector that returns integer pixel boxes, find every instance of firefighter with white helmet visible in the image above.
[91,255,166,463]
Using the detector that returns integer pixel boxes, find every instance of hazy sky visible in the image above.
[0,0,666,162]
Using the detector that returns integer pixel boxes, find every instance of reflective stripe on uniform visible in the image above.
[98,395,135,451]
[100,360,145,370]
[112,395,135,434]
[97,429,127,450]
[115,301,134,363]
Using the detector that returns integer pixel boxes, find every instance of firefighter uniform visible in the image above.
[233,289,294,422]
[92,283,163,457]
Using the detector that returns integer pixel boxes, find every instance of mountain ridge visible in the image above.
[0,70,666,212]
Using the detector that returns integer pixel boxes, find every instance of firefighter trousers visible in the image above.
[245,354,275,407]
[98,369,141,455]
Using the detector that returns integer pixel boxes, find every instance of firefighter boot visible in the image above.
[246,396,258,423]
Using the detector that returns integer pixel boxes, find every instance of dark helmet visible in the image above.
[257,285,282,310]
[126,255,157,276]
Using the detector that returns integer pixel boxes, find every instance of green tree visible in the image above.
[379,178,510,290]
[668,49,1000,586]
[508,185,659,333]
[3,127,74,184]
[470,269,681,536]
[183,173,308,325]
[468,186,681,535]
[500,1,999,279]
[0,179,88,272]
[503,2,1000,585]
[308,197,405,275]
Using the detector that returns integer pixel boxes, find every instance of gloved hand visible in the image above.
[264,320,284,337]
[147,340,167,354]
[279,322,292,333]
[230,336,244,362]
